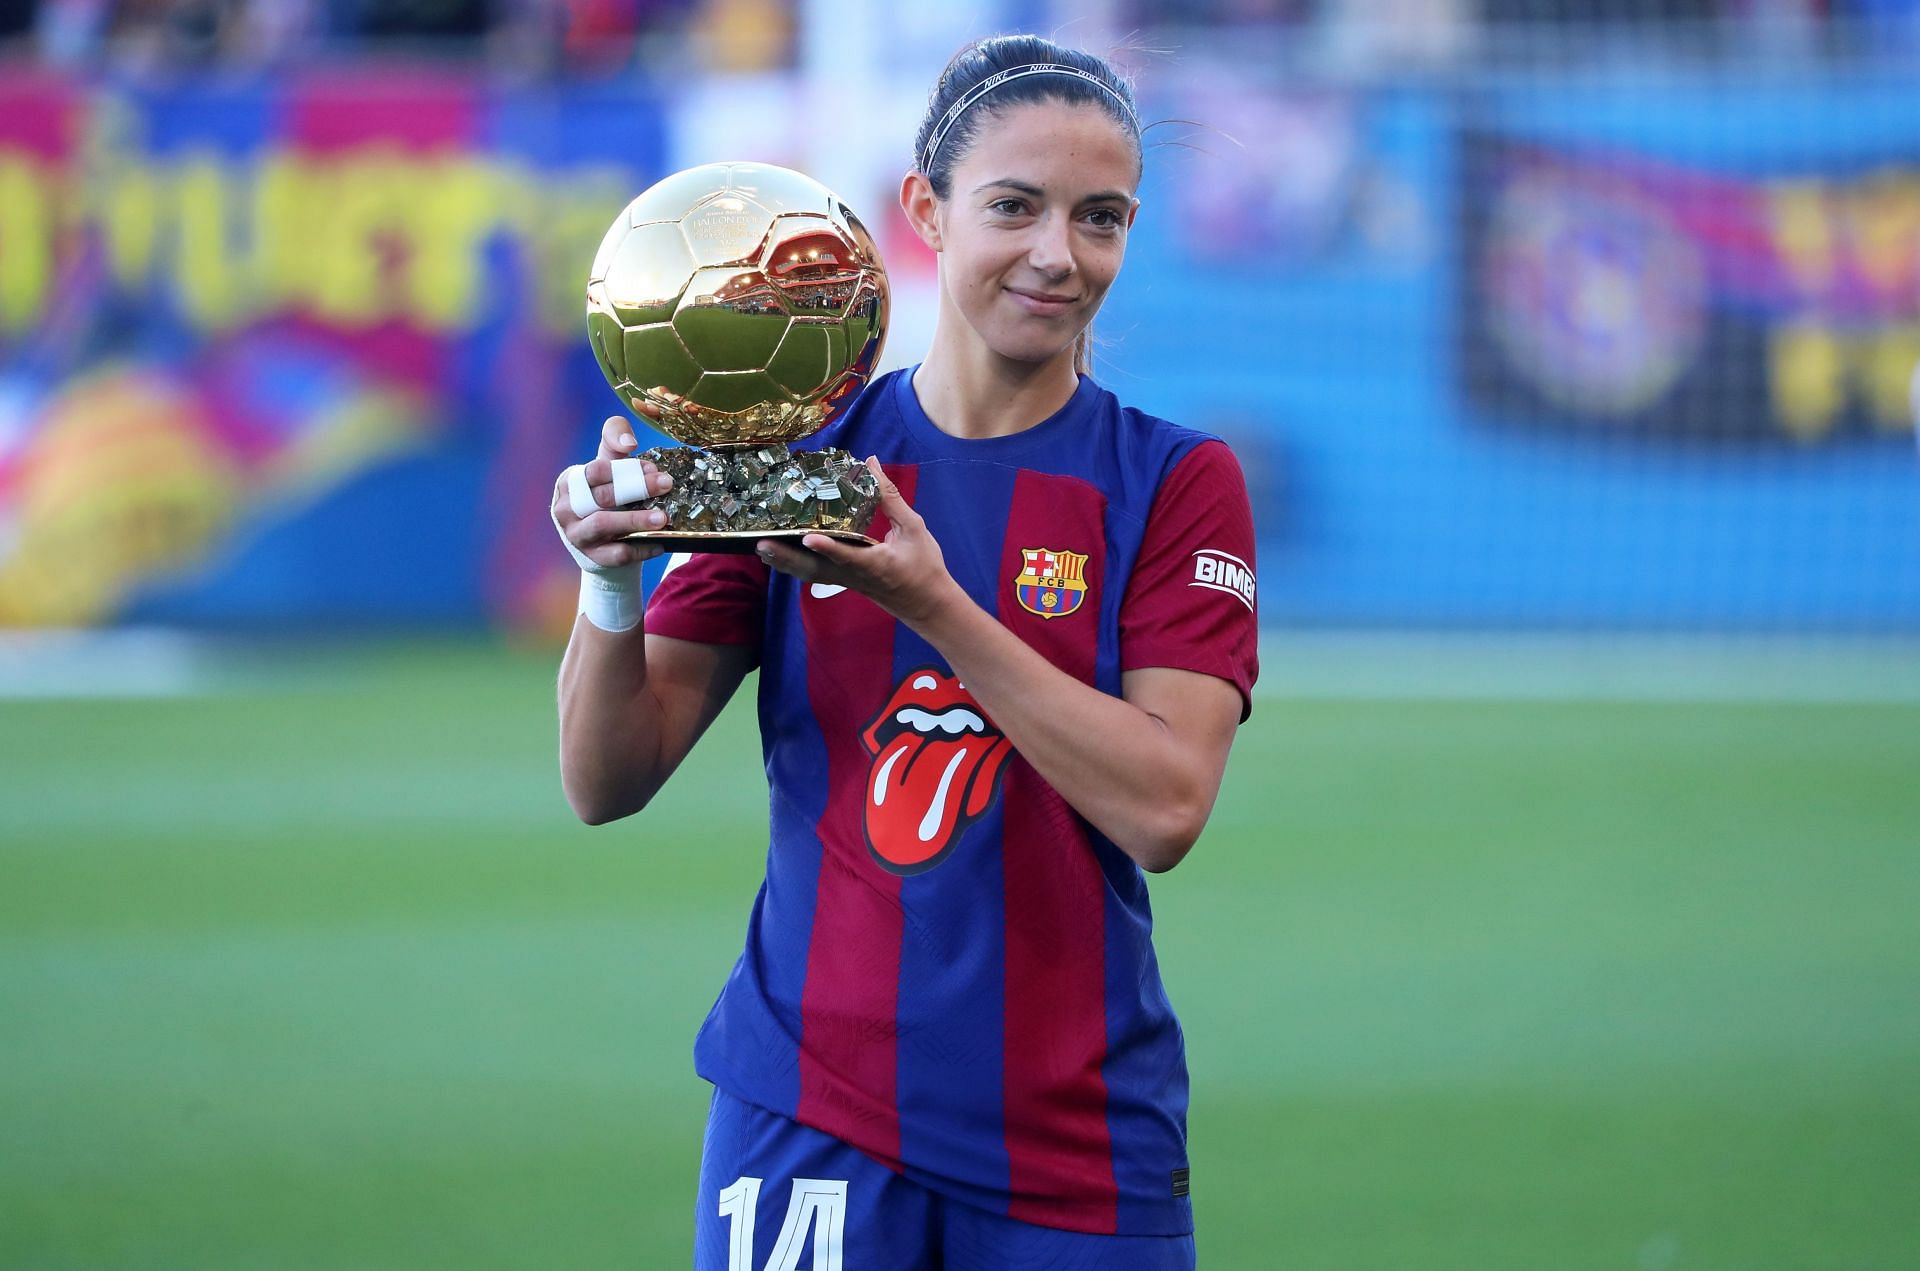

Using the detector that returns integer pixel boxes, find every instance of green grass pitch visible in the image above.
[3,641,1916,1268]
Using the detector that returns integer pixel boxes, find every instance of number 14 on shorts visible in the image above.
[717,1175,847,1271]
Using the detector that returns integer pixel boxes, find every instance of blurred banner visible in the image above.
[0,71,663,631]
[1102,72,1920,632]
[1462,125,1920,445]
[1,67,1917,633]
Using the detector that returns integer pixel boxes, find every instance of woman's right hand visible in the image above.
[554,404,756,822]
[551,410,677,571]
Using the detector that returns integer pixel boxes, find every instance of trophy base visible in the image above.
[621,527,878,554]
[622,443,880,552]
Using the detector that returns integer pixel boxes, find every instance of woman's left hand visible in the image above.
[755,457,963,628]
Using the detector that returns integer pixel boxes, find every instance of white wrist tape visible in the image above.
[577,565,643,633]
[553,464,644,634]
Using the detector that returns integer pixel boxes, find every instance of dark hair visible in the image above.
[914,35,1142,375]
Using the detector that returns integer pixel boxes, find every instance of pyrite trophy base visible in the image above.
[618,443,880,554]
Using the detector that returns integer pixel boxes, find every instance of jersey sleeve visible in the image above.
[642,551,769,654]
[1119,439,1260,719]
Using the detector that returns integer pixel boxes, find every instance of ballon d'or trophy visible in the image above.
[586,162,889,551]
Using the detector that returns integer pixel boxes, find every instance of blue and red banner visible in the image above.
[4,68,1917,634]
[1461,131,1920,445]
[0,71,664,629]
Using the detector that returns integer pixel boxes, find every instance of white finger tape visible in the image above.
[565,464,597,519]
[609,457,651,507]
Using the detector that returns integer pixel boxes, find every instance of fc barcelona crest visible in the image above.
[1014,547,1089,619]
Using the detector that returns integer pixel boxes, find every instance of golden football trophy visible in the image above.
[586,162,889,551]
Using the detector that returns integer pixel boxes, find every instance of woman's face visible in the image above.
[923,99,1140,368]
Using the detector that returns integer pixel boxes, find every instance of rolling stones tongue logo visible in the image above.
[862,668,1012,875]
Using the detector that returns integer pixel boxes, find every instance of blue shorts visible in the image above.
[693,1085,1197,1270]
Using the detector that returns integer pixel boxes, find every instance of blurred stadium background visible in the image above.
[2,0,1917,1267]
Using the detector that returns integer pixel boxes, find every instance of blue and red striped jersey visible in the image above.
[644,368,1259,1236]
